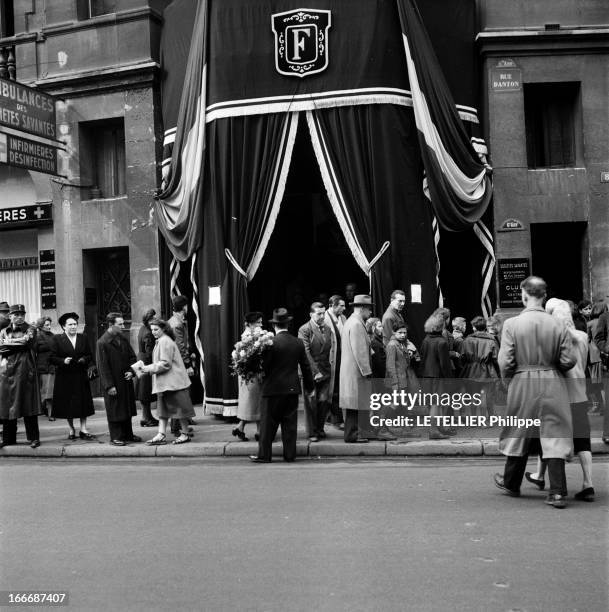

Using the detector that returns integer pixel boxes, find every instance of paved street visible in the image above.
[1,458,607,611]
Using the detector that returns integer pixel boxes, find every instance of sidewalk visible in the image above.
[1,399,607,458]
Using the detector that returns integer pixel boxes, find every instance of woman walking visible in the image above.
[136,308,159,427]
[50,312,96,440]
[140,318,195,445]
[34,317,56,421]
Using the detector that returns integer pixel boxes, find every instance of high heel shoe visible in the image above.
[68,431,77,440]
[79,431,96,440]
[232,428,249,442]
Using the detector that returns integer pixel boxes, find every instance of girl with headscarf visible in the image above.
[136,308,159,427]
[34,316,56,420]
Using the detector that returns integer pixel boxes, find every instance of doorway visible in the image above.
[530,221,586,301]
[247,117,367,329]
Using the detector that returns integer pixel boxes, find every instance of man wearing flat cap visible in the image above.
[0,304,41,448]
[0,301,10,332]
[340,295,374,443]
[250,307,314,463]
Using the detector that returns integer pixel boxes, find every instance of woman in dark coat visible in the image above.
[50,312,95,440]
[34,316,56,420]
[419,313,453,439]
[366,317,386,378]
[136,308,158,427]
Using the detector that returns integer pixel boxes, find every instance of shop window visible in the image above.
[524,82,581,169]
[0,1,14,37]
[79,118,126,199]
[77,0,118,20]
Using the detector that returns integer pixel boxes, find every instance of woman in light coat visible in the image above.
[140,318,195,445]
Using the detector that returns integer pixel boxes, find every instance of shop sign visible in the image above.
[498,258,530,308]
[0,76,56,139]
[0,203,53,229]
[0,131,58,175]
[40,249,56,310]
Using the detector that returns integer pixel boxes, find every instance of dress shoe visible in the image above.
[493,473,520,497]
[232,428,249,442]
[525,471,545,490]
[544,494,567,509]
[68,431,77,440]
[79,431,96,440]
[111,440,127,446]
[128,435,143,443]
[30,440,40,449]
[573,487,595,502]
[140,419,159,427]
[249,455,271,463]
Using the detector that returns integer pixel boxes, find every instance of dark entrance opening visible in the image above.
[531,221,586,301]
[247,117,367,329]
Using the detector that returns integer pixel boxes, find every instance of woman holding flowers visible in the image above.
[232,312,273,441]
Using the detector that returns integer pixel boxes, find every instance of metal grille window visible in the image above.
[524,82,581,169]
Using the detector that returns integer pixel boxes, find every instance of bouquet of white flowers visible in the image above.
[231,327,274,384]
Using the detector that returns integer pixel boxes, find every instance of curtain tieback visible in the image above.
[224,249,248,280]
[367,241,390,274]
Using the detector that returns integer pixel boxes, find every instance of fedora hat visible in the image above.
[0,301,9,313]
[269,307,293,324]
[350,294,374,307]
[9,304,26,315]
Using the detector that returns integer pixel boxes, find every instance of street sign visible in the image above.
[0,76,57,139]
[0,203,53,230]
[0,131,57,175]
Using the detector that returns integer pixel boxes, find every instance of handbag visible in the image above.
[87,364,99,381]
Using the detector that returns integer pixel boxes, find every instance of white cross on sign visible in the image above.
[33,206,45,219]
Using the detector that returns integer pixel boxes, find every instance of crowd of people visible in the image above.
[1,277,608,508]
[0,295,196,448]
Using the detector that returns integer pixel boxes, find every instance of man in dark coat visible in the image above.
[96,312,140,446]
[250,308,314,463]
[0,304,41,448]
[381,290,406,346]
[298,302,335,442]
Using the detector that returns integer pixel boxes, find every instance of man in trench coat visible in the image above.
[493,276,576,508]
[97,312,140,446]
[0,304,41,448]
[340,294,374,443]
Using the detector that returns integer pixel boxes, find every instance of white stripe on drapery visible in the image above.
[169,257,181,297]
[402,34,487,203]
[0,268,40,322]
[423,174,444,308]
[157,64,208,227]
[190,253,205,393]
[473,221,496,319]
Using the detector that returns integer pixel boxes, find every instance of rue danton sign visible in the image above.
[490,59,521,92]
[0,76,60,175]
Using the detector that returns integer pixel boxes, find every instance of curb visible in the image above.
[1,438,608,458]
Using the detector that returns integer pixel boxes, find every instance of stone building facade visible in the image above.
[0,0,169,353]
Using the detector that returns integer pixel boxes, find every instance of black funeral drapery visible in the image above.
[307,104,438,345]
[198,112,297,414]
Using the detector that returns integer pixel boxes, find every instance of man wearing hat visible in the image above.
[0,304,41,448]
[340,295,374,443]
[250,308,314,463]
[0,301,10,331]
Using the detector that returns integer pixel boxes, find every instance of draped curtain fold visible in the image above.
[307,104,438,342]
[198,112,298,414]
